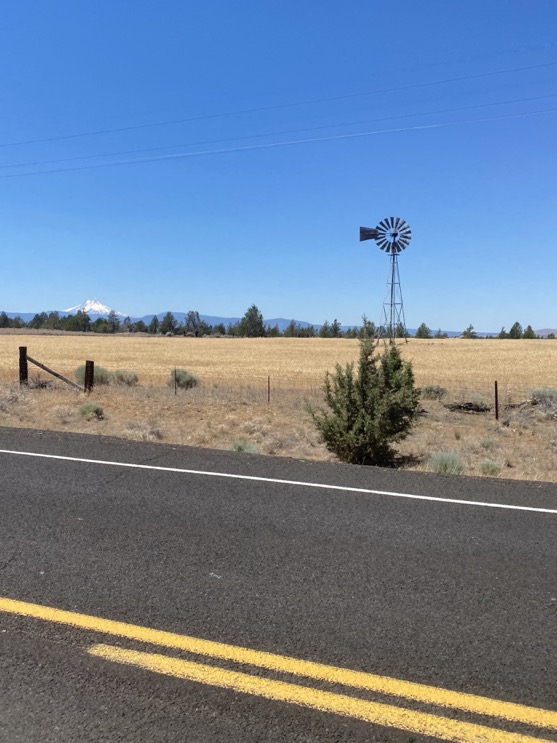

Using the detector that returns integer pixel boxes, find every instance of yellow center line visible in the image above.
[1,596,556,733]
[89,644,553,743]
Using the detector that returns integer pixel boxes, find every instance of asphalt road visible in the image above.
[1,427,556,742]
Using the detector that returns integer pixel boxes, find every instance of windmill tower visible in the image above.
[359,217,412,345]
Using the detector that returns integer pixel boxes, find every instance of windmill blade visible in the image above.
[378,219,390,233]
[388,217,396,229]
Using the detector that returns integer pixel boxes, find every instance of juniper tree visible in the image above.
[308,340,420,466]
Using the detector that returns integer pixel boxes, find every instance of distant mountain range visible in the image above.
[2,299,555,337]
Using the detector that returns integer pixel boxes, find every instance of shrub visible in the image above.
[480,437,496,451]
[75,364,111,386]
[429,451,464,475]
[232,439,261,454]
[79,402,104,421]
[421,384,447,400]
[167,368,199,390]
[308,340,420,466]
[530,387,557,412]
[112,369,139,386]
[126,421,164,441]
[446,394,490,413]
[468,393,490,412]
[480,459,502,476]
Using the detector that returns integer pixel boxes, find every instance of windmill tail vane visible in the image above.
[359,216,412,345]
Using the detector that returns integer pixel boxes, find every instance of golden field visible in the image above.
[1,332,556,482]
[1,332,556,390]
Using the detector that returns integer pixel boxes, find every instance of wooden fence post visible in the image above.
[84,360,95,393]
[19,347,28,386]
[494,380,499,421]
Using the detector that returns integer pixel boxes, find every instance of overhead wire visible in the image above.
[1,107,555,180]
[1,93,556,171]
[0,61,555,149]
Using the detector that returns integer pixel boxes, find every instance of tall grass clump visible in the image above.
[167,368,199,390]
[79,402,104,421]
[112,369,139,386]
[467,393,490,412]
[75,364,111,386]
[429,451,464,475]
[421,384,447,400]
[479,459,502,476]
[232,439,261,454]
[530,387,557,413]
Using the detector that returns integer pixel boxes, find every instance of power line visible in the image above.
[0,62,555,149]
[2,93,555,171]
[0,107,554,180]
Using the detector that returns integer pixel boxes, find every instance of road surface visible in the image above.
[1,427,556,742]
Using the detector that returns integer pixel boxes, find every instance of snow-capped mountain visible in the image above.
[63,299,125,317]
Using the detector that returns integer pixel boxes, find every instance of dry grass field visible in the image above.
[1,331,556,482]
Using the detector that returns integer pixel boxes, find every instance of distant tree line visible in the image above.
[416,322,553,339]
[1,307,553,339]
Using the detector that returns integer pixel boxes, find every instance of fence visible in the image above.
[9,346,555,417]
[18,346,94,392]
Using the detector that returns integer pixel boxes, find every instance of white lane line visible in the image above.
[0,448,556,514]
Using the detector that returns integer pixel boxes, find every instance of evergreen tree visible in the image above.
[238,305,266,337]
[319,320,332,338]
[76,311,91,332]
[92,317,109,333]
[0,312,10,328]
[434,329,448,339]
[185,310,201,335]
[159,312,178,335]
[46,312,62,330]
[63,314,82,332]
[498,327,509,339]
[283,320,298,337]
[358,315,376,340]
[148,315,160,334]
[343,327,359,339]
[107,310,121,333]
[309,340,420,466]
[395,323,408,338]
[462,324,477,339]
[331,319,342,338]
[29,312,48,329]
[508,321,523,339]
[415,322,432,339]
[522,325,536,339]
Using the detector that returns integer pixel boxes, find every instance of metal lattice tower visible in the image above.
[359,217,412,345]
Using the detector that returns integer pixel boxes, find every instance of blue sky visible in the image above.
[0,1,555,331]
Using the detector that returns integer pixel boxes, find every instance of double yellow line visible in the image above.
[1,597,555,742]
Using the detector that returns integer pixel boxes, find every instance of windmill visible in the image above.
[359,217,411,345]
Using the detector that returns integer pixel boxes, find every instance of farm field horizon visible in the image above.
[1,332,556,389]
[1,332,556,483]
